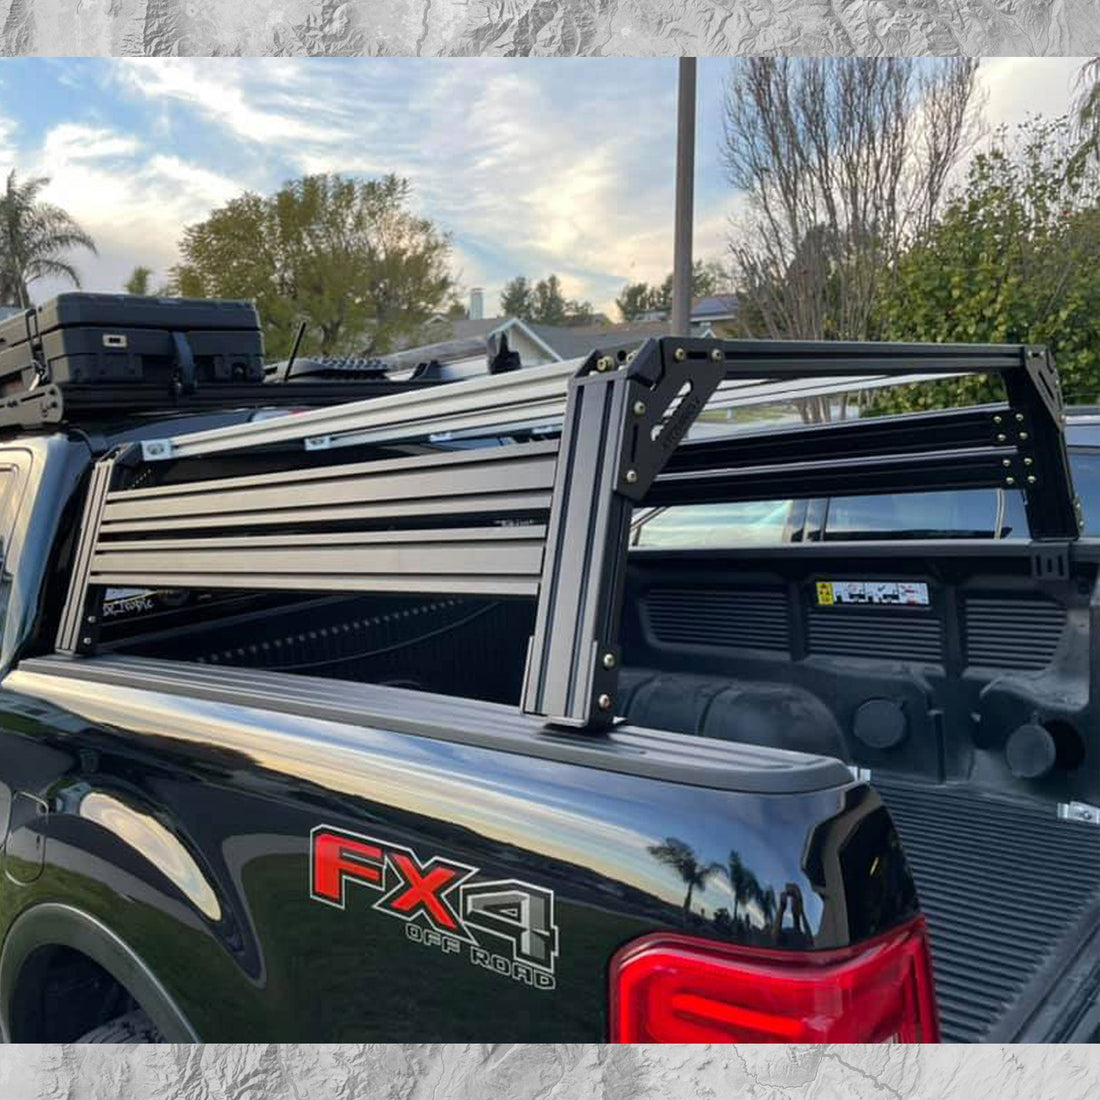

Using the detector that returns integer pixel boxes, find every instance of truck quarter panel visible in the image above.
[0,661,915,1041]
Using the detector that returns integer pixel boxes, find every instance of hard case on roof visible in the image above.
[0,293,264,396]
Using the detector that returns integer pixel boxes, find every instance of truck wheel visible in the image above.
[76,1009,164,1044]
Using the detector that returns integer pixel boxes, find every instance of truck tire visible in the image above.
[76,1009,164,1044]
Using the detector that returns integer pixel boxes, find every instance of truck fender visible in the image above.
[0,902,197,1041]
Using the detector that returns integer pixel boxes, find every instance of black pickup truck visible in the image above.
[0,294,1096,1044]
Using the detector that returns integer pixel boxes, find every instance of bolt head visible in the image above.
[597,693,613,711]
[997,433,1007,443]
[1019,431,1029,441]
[596,356,613,372]
[624,468,639,484]
[1024,457,1033,466]
[1002,459,1011,468]
[82,636,93,646]
[602,652,617,670]
[1015,413,1025,422]
[710,348,723,362]
[1005,477,1016,486]
[673,347,686,362]
[633,400,647,416]
[994,415,1003,424]
[1027,475,1037,485]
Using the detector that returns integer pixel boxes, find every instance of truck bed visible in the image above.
[874,778,1100,1042]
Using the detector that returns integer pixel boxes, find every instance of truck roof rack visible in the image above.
[0,294,445,432]
[0,376,452,431]
[56,335,1080,731]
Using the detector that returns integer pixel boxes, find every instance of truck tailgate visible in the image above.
[876,778,1100,1042]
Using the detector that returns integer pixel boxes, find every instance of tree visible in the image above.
[1074,58,1100,168]
[873,116,1100,412]
[758,885,778,928]
[125,265,153,296]
[500,275,534,319]
[726,850,750,924]
[651,260,730,314]
[533,274,569,325]
[615,281,653,322]
[500,273,595,325]
[721,59,981,398]
[172,173,454,358]
[0,170,96,307]
[616,260,731,321]
[647,837,721,924]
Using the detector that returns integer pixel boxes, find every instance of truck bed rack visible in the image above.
[57,336,1080,730]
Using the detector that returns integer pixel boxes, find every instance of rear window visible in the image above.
[632,442,1100,549]
[632,500,795,548]
[632,489,1026,548]
[822,488,1028,541]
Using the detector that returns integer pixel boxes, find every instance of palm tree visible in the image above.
[758,885,778,929]
[727,849,752,923]
[0,170,96,307]
[125,265,153,296]
[647,837,722,923]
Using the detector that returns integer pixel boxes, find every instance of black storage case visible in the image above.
[0,293,265,396]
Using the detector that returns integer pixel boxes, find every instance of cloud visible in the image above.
[146,154,246,207]
[102,58,696,312]
[3,57,1092,315]
[978,57,1089,131]
[0,112,19,170]
[41,123,140,163]
[112,58,323,146]
[18,120,246,300]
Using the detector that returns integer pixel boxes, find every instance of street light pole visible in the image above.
[670,57,697,338]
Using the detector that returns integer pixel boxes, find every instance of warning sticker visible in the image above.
[815,581,930,607]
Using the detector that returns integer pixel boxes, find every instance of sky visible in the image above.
[0,56,1091,318]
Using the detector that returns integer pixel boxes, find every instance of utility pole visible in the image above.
[670,57,697,338]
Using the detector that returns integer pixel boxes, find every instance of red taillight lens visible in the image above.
[609,916,939,1043]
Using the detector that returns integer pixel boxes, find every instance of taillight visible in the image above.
[609,916,939,1043]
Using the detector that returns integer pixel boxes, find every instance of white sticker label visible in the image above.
[816,580,929,607]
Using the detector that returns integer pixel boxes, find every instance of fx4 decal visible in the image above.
[310,825,559,989]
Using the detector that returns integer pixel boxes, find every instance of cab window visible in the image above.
[632,499,796,548]
[821,488,1027,540]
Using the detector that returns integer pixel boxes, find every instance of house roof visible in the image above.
[525,320,676,360]
[691,294,740,317]
[391,315,562,365]
[416,316,509,343]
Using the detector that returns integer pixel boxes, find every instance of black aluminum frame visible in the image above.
[55,335,1079,731]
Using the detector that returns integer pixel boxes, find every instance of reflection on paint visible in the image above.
[79,790,222,922]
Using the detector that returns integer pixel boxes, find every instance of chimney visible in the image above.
[469,287,484,320]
